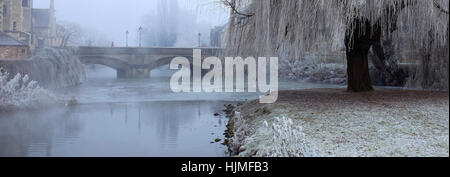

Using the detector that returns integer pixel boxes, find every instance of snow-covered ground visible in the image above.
[228,89,449,157]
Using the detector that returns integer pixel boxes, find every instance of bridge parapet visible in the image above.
[77,47,223,79]
[78,47,223,56]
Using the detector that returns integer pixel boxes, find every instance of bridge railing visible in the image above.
[78,46,224,56]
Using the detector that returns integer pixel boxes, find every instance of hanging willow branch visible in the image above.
[433,0,449,14]
[222,0,254,17]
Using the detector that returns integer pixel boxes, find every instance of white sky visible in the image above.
[33,0,229,46]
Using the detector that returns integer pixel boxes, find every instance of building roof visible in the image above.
[0,33,27,46]
[32,9,51,28]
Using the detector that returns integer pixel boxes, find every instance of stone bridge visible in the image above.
[77,47,223,78]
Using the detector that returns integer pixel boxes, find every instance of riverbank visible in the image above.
[226,88,449,157]
[0,48,85,111]
[0,47,86,89]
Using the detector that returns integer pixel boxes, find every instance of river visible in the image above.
[0,65,340,157]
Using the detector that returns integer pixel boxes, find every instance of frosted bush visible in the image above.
[234,114,316,157]
[307,63,347,84]
[280,57,347,85]
[0,69,58,109]
[255,116,316,157]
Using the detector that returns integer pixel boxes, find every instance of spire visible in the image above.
[50,0,55,10]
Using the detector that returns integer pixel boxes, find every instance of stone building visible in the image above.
[0,33,28,59]
[0,0,33,50]
[32,0,58,48]
[0,0,58,59]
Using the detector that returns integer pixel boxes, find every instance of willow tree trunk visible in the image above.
[345,18,379,92]
[346,46,373,92]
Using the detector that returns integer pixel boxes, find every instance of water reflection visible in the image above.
[0,101,228,157]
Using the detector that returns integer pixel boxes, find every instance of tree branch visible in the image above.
[222,0,254,17]
[371,0,412,41]
[433,0,449,15]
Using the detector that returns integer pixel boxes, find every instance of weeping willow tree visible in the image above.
[222,0,449,92]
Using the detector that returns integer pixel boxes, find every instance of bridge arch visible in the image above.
[79,56,151,78]
[79,56,130,71]
[150,56,194,71]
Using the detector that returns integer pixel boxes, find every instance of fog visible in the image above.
[34,0,229,47]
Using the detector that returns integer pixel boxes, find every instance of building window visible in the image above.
[2,5,6,16]
[13,21,17,31]
[22,0,29,7]
[21,48,26,54]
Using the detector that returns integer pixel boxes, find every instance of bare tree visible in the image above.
[142,0,179,47]
[56,21,109,47]
[56,21,83,47]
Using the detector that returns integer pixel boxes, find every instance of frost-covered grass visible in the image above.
[230,89,449,157]
[0,69,58,110]
[250,116,317,157]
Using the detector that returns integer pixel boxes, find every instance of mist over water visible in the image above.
[1,66,231,157]
[0,65,341,157]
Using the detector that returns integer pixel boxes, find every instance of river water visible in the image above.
[0,65,340,157]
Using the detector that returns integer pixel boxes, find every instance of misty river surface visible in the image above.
[0,65,341,157]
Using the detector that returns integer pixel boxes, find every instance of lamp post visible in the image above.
[198,33,201,47]
[138,26,143,47]
[125,30,129,47]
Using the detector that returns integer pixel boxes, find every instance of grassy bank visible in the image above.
[226,88,449,157]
